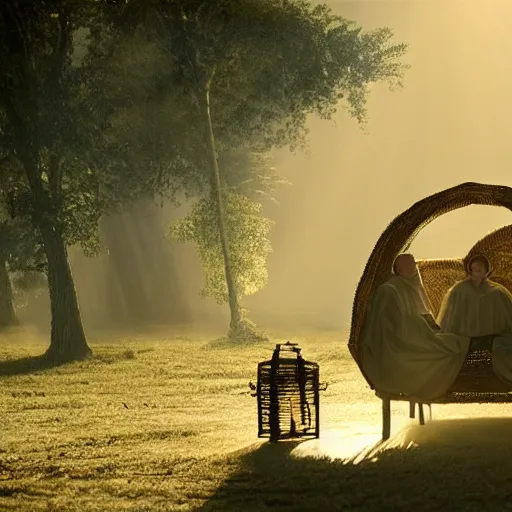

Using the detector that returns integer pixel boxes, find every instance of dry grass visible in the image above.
[1,329,512,511]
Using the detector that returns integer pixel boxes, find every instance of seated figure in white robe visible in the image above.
[362,253,470,402]
[437,254,512,385]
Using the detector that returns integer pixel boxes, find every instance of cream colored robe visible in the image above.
[437,278,512,385]
[362,275,470,402]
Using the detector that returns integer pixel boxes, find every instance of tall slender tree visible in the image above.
[128,0,408,339]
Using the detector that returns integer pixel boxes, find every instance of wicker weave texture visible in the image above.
[348,182,512,392]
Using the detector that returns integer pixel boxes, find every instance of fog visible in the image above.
[20,0,512,336]
[248,0,512,331]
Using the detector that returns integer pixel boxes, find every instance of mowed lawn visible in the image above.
[2,329,512,511]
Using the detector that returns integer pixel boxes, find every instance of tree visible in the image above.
[0,124,46,328]
[0,1,216,354]
[86,19,215,328]
[0,216,19,328]
[218,149,289,204]
[0,1,155,360]
[171,190,274,337]
[0,1,102,361]
[0,211,46,329]
[170,148,287,339]
[131,0,408,339]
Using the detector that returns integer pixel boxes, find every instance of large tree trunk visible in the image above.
[20,149,91,362]
[38,220,91,362]
[202,82,243,330]
[0,258,18,328]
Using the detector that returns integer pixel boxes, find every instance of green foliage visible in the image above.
[0,217,46,273]
[0,0,408,240]
[154,0,408,148]
[114,0,408,194]
[157,0,406,331]
[219,149,290,203]
[170,191,274,304]
[0,167,46,275]
[0,0,407,343]
[0,202,47,307]
[0,153,46,302]
[0,1,179,258]
[0,2,100,251]
[0,209,47,311]
[86,24,208,205]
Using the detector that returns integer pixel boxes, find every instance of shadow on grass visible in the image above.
[0,355,58,377]
[196,418,512,511]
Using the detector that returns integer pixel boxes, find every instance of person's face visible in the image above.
[470,260,487,279]
[396,255,417,278]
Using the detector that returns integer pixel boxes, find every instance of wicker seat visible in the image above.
[348,182,512,439]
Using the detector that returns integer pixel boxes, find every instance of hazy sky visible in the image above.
[244,0,512,331]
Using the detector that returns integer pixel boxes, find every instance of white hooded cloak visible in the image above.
[438,278,512,385]
[362,273,470,402]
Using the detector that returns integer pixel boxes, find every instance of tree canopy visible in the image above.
[155,0,408,338]
[171,191,274,304]
[105,0,407,191]
[0,0,408,353]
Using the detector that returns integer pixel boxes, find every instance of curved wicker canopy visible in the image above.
[348,182,512,389]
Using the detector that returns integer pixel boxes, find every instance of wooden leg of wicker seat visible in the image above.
[382,398,391,440]
[409,401,415,419]
[418,403,425,425]
[428,404,432,422]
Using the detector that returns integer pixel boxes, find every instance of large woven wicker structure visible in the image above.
[348,182,512,439]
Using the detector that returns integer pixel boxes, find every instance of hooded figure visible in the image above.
[437,254,512,385]
[361,254,470,402]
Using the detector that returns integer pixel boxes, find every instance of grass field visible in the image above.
[2,329,512,511]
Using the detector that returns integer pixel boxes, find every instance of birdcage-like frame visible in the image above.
[256,342,320,442]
